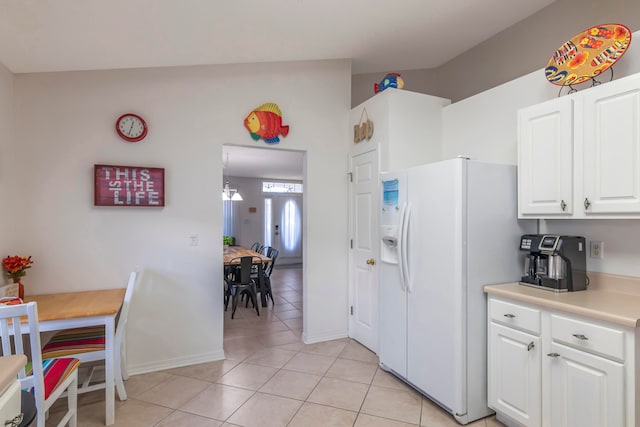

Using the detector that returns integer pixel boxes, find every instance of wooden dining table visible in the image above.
[24,288,126,426]
[223,245,271,265]
[223,246,271,307]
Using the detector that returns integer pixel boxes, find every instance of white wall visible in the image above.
[441,69,556,165]
[442,36,640,277]
[224,176,265,248]
[352,0,640,106]
[10,59,351,373]
[0,62,14,254]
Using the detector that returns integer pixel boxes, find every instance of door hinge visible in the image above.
[350,306,354,315]
[350,239,353,249]
[348,172,353,182]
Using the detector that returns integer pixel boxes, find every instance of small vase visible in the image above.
[12,278,24,300]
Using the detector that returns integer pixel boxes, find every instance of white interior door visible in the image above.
[265,194,303,264]
[349,148,379,352]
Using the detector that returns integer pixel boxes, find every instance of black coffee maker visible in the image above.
[519,234,587,292]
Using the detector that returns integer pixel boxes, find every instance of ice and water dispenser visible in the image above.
[380,175,404,265]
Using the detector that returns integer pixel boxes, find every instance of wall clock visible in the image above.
[115,113,148,142]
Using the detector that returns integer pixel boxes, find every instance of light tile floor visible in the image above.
[47,265,505,426]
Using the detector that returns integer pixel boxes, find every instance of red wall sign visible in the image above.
[94,164,165,207]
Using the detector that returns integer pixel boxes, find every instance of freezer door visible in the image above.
[405,158,533,423]
[464,161,536,421]
[406,159,464,412]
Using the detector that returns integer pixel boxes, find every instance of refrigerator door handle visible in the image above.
[401,203,412,292]
[397,202,407,292]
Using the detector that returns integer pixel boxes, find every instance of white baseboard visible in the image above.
[126,349,225,376]
[302,329,349,344]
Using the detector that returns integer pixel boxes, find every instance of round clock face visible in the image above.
[116,113,147,142]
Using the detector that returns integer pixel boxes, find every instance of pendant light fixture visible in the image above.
[222,151,243,201]
[222,180,243,201]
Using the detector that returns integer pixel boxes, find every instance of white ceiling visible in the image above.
[0,0,554,75]
[223,145,304,180]
[0,0,555,179]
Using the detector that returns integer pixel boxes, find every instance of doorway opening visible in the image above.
[222,144,305,344]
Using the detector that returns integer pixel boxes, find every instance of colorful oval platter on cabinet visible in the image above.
[545,23,632,86]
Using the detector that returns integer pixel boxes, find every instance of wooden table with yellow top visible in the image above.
[24,289,125,426]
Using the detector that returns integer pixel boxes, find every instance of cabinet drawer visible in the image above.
[489,298,541,335]
[0,381,21,427]
[551,314,625,362]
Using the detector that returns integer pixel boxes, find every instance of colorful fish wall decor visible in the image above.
[374,73,404,94]
[244,103,290,144]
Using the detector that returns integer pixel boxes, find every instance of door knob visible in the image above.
[366,258,376,266]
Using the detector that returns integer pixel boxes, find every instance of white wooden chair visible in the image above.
[41,271,138,400]
[0,302,80,427]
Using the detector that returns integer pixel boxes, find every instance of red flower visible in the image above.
[2,255,33,280]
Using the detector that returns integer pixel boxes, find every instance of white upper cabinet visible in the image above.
[518,72,640,219]
[518,97,574,216]
[582,74,640,214]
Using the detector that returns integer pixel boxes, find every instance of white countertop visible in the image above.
[0,355,26,395]
[484,277,640,328]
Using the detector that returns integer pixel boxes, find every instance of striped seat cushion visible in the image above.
[41,326,106,359]
[26,358,80,399]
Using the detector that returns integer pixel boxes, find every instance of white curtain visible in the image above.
[223,200,238,239]
[281,198,302,254]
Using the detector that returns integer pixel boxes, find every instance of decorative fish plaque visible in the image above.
[244,103,290,144]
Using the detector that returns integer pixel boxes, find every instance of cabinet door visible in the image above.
[518,97,574,217]
[488,322,541,427]
[548,342,624,427]
[583,74,640,214]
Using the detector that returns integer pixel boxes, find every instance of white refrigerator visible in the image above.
[379,158,534,425]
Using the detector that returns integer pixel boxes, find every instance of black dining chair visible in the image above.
[225,256,260,319]
[261,247,278,305]
[248,242,264,278]
[252,246,277,305]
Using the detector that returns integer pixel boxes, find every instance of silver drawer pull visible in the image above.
[573,334,589,341]
[5,413,24,427]
[547,352,561,358]
[504,313,516,318]
[527,341,535,351]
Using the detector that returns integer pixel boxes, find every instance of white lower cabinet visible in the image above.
[548,342,624,427]
[489,322,541,426]
[488,296,636,427]
[0,381,21,427]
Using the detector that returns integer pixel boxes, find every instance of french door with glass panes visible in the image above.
[264,194,302,264]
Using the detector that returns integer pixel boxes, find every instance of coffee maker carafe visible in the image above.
[519,234,587,292]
